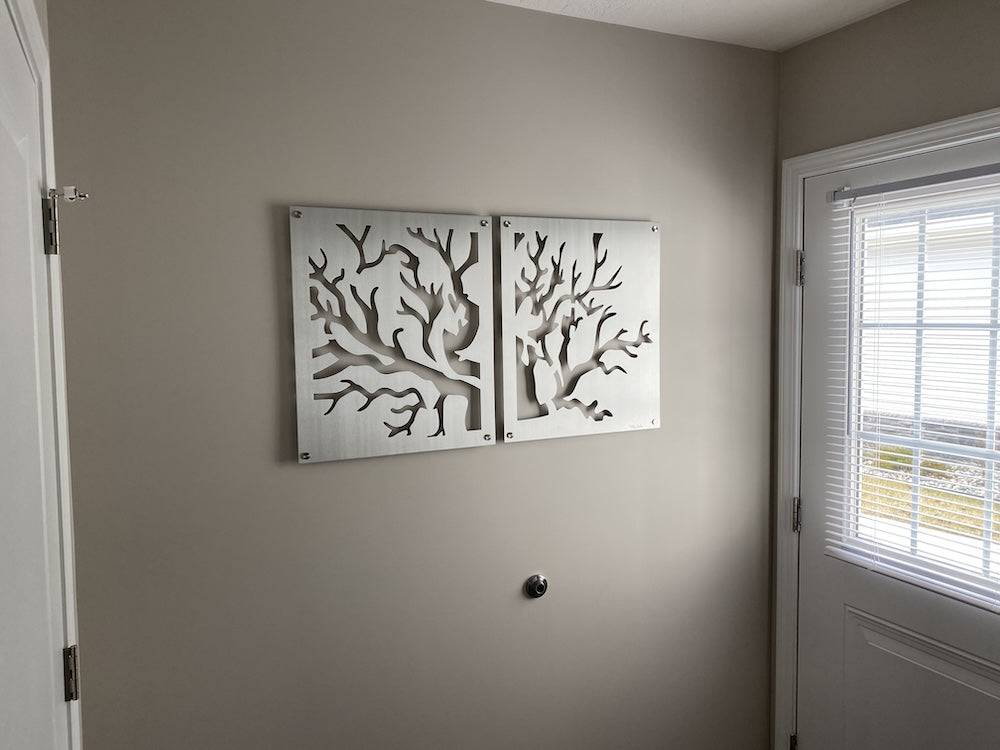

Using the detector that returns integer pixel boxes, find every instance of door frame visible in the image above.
[773,106,1000,750]
[5,0,83,746]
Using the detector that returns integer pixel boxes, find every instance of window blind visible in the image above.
[825,172,1000,612]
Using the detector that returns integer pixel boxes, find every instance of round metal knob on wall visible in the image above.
[524,574,548,599]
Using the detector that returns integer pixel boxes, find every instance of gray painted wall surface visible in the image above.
[48,1,775,748]
[779,0,1000,159]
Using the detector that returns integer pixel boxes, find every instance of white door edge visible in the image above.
[773,105,1000,750]
[5,0,83,746]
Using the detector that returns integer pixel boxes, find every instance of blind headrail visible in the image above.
[831,161,1000,203]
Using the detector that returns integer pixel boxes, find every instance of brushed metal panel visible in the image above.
[499,216,660,443]
[290,207,496,462]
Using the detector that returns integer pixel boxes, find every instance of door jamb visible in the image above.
[5,0,83,747]
[772,106,1000,750]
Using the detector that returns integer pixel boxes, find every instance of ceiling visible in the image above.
[484,0,910,51]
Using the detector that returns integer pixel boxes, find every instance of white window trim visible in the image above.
[774,106,1000,750]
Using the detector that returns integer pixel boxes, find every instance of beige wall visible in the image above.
[48,1,775,748]
[779,0,1000,159]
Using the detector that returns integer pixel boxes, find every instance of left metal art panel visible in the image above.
[290,206,496,462]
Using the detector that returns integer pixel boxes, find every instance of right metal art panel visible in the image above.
[499,216,660,443]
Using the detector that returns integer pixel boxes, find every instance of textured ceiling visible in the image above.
[484,0,909,51]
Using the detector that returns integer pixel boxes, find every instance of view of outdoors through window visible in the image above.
[849,187,1000,595]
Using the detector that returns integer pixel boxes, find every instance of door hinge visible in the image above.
[790,733,798,750]
[792,496,802,533]
[42,193,59,255]
[42,187,89,256]
[62,645,80,702]
[794,249,805,287]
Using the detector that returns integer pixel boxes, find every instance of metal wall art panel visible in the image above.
[290,207,496,462]
[499,216,660,443]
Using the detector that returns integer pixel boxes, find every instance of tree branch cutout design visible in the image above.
[510,229,654,423]
[306,221,486,441]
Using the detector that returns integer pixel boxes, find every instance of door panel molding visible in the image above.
[849,607,1000,700]
[774,106,1000,750]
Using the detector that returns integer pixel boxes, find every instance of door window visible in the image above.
[827,176,1000,611]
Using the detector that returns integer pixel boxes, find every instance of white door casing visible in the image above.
[798,140,1000,748]
[775,109,1000,750]
[0,0,81,748]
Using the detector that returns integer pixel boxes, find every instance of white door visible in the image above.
[0,1,80,748]
[798,136,1000,748]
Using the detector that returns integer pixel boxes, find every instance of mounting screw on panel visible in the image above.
[299,452,310,460]
[506,432,514,439]
[503,220,511,228]
[291,210,303,219]
[480,219,488,227]
[651,225,659,232]
[524,574,547,599]
[484,434,492,441]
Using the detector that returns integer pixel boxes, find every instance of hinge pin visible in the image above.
[49,186,89,202]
